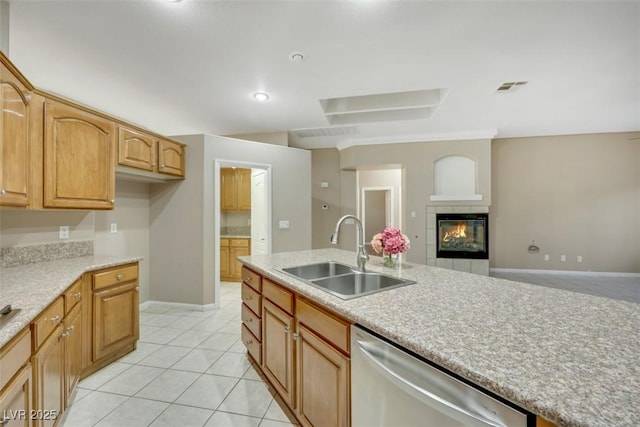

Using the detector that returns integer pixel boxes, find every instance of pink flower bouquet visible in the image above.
[371,226,410,267]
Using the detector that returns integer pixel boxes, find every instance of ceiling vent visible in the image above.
[291,126,360,139]
[497,81,528,92]
[319,89,447,125]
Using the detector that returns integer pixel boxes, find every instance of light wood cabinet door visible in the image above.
[262,299,295,408]
[0,364,32,427]
[220,239,230,279]
[63,304,82,407]
[236,168,251,210]
[0,59,31,207]
[296,323,349,427]
[93,281,139,362]
[32,324,64,427]
[221,167,237,211]
[158,139,184,177]
[221,167,251,211]
[118,126,156,172]
[43,102,115,209]
[229,244,250,281]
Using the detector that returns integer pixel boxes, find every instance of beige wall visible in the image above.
[226,131,289,146]
[150,134,312,306]
[0,180,152,300]
[94,180,151,302]
[339,139,492,264]
[492,132,640,273]
[311,149,343,249]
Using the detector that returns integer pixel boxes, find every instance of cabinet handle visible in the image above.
[68,325,75,332]
[245,339,253,345]
[243,318,252,323]
[110,199,115,204]
[49,315,60,323]
[245,276,252,282]
[0,189,6,196]
[284,326,290,333]
[293,332,299,340]
[1,416,11,425]
[135,287,140,292]
[72,292,82,299]
[116,274,124,280]
[61,331,70,338]
[244,295,252,301]
[161,164,165,168]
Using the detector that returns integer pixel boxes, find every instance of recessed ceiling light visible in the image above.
[289,52,305,63]
[253,92,269,102]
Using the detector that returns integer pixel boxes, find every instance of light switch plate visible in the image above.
[110,223,118,233]
[279,220,290,229]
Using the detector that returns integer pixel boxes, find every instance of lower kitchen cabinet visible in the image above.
[240,268,352,426]
[91,264,139,363]
[296,323,350,427]
[31,323,64,427]
[262,299,295,408]
[0,329,32,427]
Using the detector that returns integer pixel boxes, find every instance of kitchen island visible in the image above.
[239,248,639,427]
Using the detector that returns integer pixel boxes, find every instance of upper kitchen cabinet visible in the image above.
[117,126,185,180]
[221,167,251,211]
[43,101,116,209]
[0,52,33,208]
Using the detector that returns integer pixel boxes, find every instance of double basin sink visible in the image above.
[279,261,415,300]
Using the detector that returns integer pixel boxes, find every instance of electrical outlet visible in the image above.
[110,223,117,233]
[560,254,566,262]
[59,226,69,239]
[577,256,583,262]
[544,254,549,261]
[279,220,290,229]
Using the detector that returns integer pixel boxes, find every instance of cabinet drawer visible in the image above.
[64,278,83,315]
[0,328,31,391]
[241,267,262,292]
[296,298,350,355]
[32,297,64,350]
[241,324,261,364]
[241,303,262,340]
[241,283,262,318]
[262,279,294,315]
[230,239,249,247]
[93,264,138,291]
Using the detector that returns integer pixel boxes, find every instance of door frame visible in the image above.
[214,159,272,305]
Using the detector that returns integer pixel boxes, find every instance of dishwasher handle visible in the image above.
[356,337,506,427]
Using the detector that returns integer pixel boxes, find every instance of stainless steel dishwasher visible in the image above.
[351,325,534,427]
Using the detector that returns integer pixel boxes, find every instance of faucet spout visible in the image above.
[331,214,369,272]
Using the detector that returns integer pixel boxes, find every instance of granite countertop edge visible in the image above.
[0,255,142,348]
[238,248,640,427]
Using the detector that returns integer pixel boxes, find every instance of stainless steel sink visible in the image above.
[279,262,415,299]
[282,261,354,280]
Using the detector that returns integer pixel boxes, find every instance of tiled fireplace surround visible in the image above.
[426,205,490,276]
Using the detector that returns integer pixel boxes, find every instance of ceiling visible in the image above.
[4,0,639,149]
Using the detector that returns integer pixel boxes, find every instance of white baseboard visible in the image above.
[490,268,640,278]
[139,300,218,311]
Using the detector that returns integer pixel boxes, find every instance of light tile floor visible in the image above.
[60,282,297,427]
[490,271,640,303]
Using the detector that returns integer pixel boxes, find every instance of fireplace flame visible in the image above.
[443,224,466,242]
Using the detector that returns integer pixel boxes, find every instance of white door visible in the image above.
[251,169,268,255]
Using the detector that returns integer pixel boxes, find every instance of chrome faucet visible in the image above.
[331,214,369,272]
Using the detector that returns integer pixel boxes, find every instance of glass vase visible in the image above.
[383,252,399,268]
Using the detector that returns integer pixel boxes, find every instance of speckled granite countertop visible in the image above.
[0,255,142,348]
[238,248,640,427]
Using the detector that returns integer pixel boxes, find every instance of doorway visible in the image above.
[215,160,272,305]
[361,187,394,255]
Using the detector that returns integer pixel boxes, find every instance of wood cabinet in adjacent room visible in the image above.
[221,167,251,211]
[220,238,250,282]
[0,51,32,208]
[43,101,116,209]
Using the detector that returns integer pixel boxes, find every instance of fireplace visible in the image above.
[436,213,488,259]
